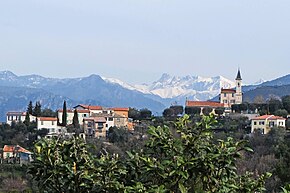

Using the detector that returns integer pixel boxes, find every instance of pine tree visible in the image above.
[28,101,33,115]
[33,101,42,117]
[62,100,67,126]
[24,112,30,126]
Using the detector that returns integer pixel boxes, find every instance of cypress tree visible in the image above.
[73,109,80,129]
[24,112,30,126]
[62,100,67,126]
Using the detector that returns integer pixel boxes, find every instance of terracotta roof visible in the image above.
[74,104,102,110]
[221,89,236,93]
[3,145,32,154]
[76,109,90,113]
[38,117,57,121]
[186,101,224,108]
[84,117,106,122]
[111,107,129,111]
[252,115,286,120]
[57,109,74,113]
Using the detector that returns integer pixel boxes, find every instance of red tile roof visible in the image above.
[3,145,31,154]
[221,89,236,93]
[76,109,90,113]
[6,112,26,116]
[111,107,129,111]
[186,101,224,107]
[75,104,102,110]
[57,109,74,113]
[37,117,57,121]
[252,115,286,120]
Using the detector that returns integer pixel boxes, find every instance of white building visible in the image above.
[251,115,286,134]
[36,117,66,137]
[220,69,243,109]
[6,112,36,125]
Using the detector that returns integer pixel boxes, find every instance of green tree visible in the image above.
[274,109,288,118]
[72,110,80,130]
[62,100,67,126]
[170,105,183,116]
[268,98,283,114]
[33,101,42,117]
[214,107,225,116]
[28,101,33,115]
[128,108,140,120]
[163,108,174,117]
[139,108,152,119]
[282,95,290,113]
[202,107,213,115]
[184,106,201,116]
[24,112,30,126]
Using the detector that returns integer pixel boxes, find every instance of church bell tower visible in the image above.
[235,69,242,104]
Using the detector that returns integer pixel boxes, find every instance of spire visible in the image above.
[236,69,242,80]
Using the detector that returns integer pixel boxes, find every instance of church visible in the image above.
[219,69,243,109]
[185,69,243,113]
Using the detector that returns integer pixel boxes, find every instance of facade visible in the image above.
[83,117,107,138]
[185,101,224,115]
[6,112,36,125]
[2,145,33,163]
[251,115,286,134]
[220,69,243,108]
[36,117,66,137]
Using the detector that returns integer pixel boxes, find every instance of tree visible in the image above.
[41,108,56,117]
[254,95,265,104]
[24,112,30,126]
[29,115,271,192]
[62,100,67,126]
[169,105,183,116]
[282,95,290,113]
[33,101,41,117]
[27,101,33,115]
[139,108,152,119]
[268,98,282,114]
[274,109,288,118]
[128,108,140,120]
[163,108,174,117]
[185,107,201,116]
[72,110,80,130]
[202,107,213,116]
[214,107,225,116]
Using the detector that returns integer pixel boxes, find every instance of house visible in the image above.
[6,112,36,125]
[2,145,33,163]
[83,117,107,138]
[185,101,224,115]
[251,115,286,134]
[220,69,243,109]
[37,117,66,137]
[57,109,91,126]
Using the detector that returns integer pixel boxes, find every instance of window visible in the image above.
[52,121,54,125]
[269,122,274,127]
[224,93,226,97]
[41,121,44,125]
[87,122,92,128]
[58,129,61,133]
[230,100,235,104]
[51,128,55,133]
[109,117,113,121]
[254,121,257,125]
[223,100,228,103]
[83,114,87,117]
[103,111,108,114]
[232,93,235,97]
[259,121,264,125]
[106,124,108,128]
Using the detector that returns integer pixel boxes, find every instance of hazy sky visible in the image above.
[0,0,290,84]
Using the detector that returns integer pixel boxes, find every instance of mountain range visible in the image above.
[0,70,290,121]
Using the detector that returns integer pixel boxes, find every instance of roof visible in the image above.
[6,112,26,116]
[186,101,224,108]
[111,107,129,111]
[221,88,236,93]
[84,117,106,122]
[74,104,102,110]
[251,115,286,120]
[236,69,242,80]
[3,145,32,154]
[75,109,90,113]
[57,109,74,113]
[37,117,57,121]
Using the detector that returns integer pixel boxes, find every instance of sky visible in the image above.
[0,0,290,84]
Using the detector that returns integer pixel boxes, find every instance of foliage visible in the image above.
[184,106,201,116]
[139,108,152,119]
[214,107,225,116]
[162,108,175,117]
[41,108,57,117]
[274,109,288,118]
[282,95,290,114]
[73,109,80,130]
[128,108,140,120]
[62,100,67,126]
[202,106,213,115]
[29,115,270,193]
[33,101,42,117]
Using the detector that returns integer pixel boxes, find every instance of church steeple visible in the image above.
[236,69,242,80]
